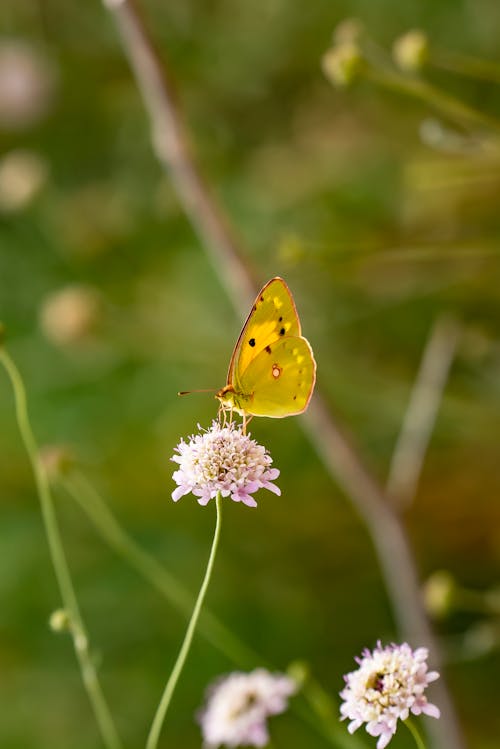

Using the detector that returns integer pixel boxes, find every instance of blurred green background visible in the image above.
[1,0,500,747]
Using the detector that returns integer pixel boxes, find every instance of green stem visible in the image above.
[61,471,258,668]
[404,717,427,749]
[365,67,500,133]
[145,492,223,749]
[431,50,500,85]
[301,677,368,749]
[0,348,122,749]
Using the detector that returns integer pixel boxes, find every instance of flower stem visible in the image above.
[145,492,223,749]
[365,67,500,133]
[404,717,427,749]
[0,348,122,749]
[60,471,258,668]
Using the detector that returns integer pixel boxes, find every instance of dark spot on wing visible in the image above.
[265,345,272,354]
[252,304,257,312]
[249,338,256,347]
[278,316,283,322]
[260,295,265,302]
[293,395,297,400]
[279,327,285,335]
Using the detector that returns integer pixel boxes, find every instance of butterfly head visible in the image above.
[215,384,250,417]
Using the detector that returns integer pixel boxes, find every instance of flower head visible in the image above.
[171,421,280,507]
[340,641,440,749]
[198,668,297,748]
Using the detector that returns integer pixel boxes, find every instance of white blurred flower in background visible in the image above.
[0,39,56,130]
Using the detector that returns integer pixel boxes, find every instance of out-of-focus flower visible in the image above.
[0,40,55,130]
[198,669,297,748]
[0,149,48,213]
[171,421,280,507]
[392,30,429,73]
[340,641,440,749]
[39,285,103,346]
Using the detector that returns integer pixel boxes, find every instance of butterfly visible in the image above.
[216,277,316,418]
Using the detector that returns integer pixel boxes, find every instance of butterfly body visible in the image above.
[216,278,316,418]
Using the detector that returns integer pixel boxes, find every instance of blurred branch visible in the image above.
[101,2,466,748]
[102,0,256,315]
[387,314,462,508]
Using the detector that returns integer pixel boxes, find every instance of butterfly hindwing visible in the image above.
[237,335,316,417]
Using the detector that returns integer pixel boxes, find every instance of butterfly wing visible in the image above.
[237,335,316,417]
[227,277,301,387]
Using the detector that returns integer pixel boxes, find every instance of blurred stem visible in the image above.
[387,314,461,508]
[457,586,500,615]
[146,492,223,749]
[405,718,427,749]
[61,470,258,667]
[431,50,500,85]
[365,67,500,133]
[0,349,122,749]
[101,3,466,748]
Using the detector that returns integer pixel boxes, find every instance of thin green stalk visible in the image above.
[365,67,500,133]
[432,50,500,85]
[301,677,368,749]
[61,470,258,668]
[146,491,223,749]
[0,348,122,749]
[404,717,427,749]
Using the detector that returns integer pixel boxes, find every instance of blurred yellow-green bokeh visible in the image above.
[1,1,499,748]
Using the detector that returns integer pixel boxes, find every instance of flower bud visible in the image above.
[39,445,75,481]
[422,570,456,618]
[322,43,363,88]
[287,660,309,688]
[393,30,429,72]
[49,608,71,633]
[333,18,364,45]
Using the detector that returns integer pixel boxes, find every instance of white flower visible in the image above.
[171,421,280,507]
[198,669,297,748]
[340,642,440,749]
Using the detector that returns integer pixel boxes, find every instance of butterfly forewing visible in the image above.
[228,278,301,388]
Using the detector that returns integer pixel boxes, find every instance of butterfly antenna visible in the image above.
[178,389,217,396]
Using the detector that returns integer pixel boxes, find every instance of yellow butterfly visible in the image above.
[216,277,316,418]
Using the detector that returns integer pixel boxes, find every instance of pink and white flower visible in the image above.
[198,669,297,748]
[171,421,280,507]
[340,641,440,749]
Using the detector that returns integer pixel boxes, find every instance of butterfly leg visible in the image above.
[241,413,254,434]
